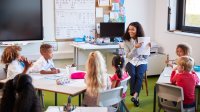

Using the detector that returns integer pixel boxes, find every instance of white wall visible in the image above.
[125,0,156,41]
[0,0,156,63]
[155,0,200,64]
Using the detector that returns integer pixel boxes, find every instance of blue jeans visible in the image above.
[126,62,147,96]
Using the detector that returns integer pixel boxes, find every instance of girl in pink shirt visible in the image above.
[110,55,129,97]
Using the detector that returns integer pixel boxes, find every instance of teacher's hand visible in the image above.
[134,42,143,48]
[148,42,151,48]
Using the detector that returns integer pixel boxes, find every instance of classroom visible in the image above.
[0,0,200,112]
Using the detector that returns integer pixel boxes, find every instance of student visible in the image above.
[82,51,111,106]
[31,44,60,74]
[110,55,129,112]
[166,43,192,68]
[1,45,32,79]
[0,74,42,112]
[110,55,128,89]
[170,56,199,109]
[110,55,129,111]
[123,22,151,107]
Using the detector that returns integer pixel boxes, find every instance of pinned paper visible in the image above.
[114,0,120,3]
[96,7,103,17]
[110,12,119,22]
[112,3,120,11]
[120,6,125,15]
[120,0,125,5]
[118,15,126,22]
[103,14,109,22]
[98,0,110,6]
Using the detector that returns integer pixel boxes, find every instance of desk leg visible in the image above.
[74,47,79,70]
[79,94,81,106]
[153,85,157,112]
[195,86,200,112]
[121,100,129,112]
[38,90,45,108]
[55,92,57,106]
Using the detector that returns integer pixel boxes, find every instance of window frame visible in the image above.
[176,0,200,34]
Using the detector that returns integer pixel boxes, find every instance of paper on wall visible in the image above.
[120,0,125,5]
[114,0,120,3]
[112,3,120,11]
[110,12,119,21]
[137,37,151,55]
[96,7,103,18]
[98,0,110,6]
[103,14,109,22]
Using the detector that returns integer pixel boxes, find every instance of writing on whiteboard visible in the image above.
[55,0,95,39]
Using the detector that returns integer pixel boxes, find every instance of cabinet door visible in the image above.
[147,54,167,76]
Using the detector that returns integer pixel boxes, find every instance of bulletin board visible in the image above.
[54,0,96,39]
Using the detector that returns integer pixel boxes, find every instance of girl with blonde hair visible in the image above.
[82,51,111,106]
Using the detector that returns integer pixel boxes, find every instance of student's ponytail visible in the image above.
[116,65,122,79]
[112,55,125,79]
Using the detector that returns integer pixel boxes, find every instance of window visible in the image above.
[176,0,200,34]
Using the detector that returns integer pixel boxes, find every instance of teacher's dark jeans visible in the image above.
[126,62,147,96]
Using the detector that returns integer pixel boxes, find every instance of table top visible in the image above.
[0,71,86,96]
[157,67,200,86]
[70,42,119,50]
[46,106,108,112]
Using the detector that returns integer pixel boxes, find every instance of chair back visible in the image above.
[156,83,184,112]
[119,76,130,93]
[0,67,6,80]
[97,86,123,107]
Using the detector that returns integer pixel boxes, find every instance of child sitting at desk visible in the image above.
[0,74,42,112]
[1,45,32,79]
[170,56,199,109]
[110,55,128,89]
[166,43,192,68]
[82,51,111,106]
[110,55,129,112]
[31,44,60,74]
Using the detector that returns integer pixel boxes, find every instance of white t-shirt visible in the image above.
[30,56,55,73]
[7,59,24,79]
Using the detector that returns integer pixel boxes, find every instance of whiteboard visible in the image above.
[55,0,96,39]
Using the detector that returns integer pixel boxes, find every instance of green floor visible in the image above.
[43,76,159,112]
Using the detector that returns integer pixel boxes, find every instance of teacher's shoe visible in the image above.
[131,97,139,107]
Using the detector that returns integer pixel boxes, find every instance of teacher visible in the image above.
[123,22,150,107]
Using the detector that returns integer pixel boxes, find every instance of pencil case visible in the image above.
[70,71,86,79]
[56,78,70,85]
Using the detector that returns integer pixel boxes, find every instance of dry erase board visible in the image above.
[55,0,96,39]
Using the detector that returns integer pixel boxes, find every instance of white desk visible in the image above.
[70,42,119,70]
[46,106,108,112]
[0,71,86,106]
[157,67,200,84]
[153,67,200,112]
